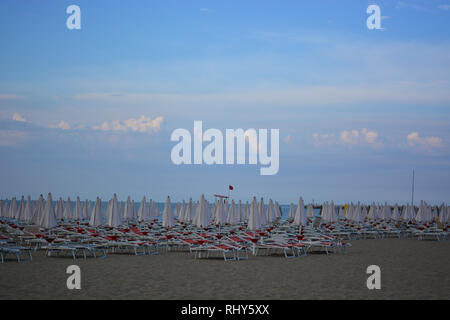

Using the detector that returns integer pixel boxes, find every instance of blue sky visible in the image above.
[1,0,450,204]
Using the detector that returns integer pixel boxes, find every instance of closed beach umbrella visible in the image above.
[137,196,148,221]
[439,206,448,224]
[89,197,104,227]
[266,199,276,224]
[415,201,426,223]
[0,199,7,218]
[244,201,250,220]
[237,200,244,223]
[214,200,226,225]
[353,203,363,223]
[106,194,122,227]
[294,197,306,226]
[16,196,26,221]
[288,203,295,219]
[40,193,57,229]
[184,198,194,223]
[226,200,238,225]
[162,196,174,228]
[123,196,134,220]
[194,195,210,228]
[247,197,261,231]
[259,198,267,226]
[55,198,64,220]
[306,204,315,219]
[31,195,44,224]
[178,200,186,222]
[150,199,160,220]
[63,197,73,220]
[73,197,83,220]
[8,197,18,219]
[367,203,377,220]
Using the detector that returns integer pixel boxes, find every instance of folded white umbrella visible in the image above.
[259,198,267,226]
[266,199,276,224]
[244,201,250,220]
[39,193,57,229]
[63,197,73,220]
[55,198,64,220]
[123,196,134,220]
[89,197,104,227]
[288,203,295,219]
[23,196,33,222]
[178,200,186,222]
[321,202,328,222]
[329,201,338,223]
[162,196,174,228]
[237,200,244,223]
[16,196,26,221]
[247,197,261,231]
[367,203,377,220]
[8,197,17,219]
[73,197,83,220]
[439,206,448,224]
[214,200,226,225]
[226,200,237,225]
[306,204,315,219]
[0,199,7,218]
[31,195,44,224]
[338,205,345,219]
[275,201,282,219]
[415,200,426,223]
[353,203,363,223]
[174,202,181,219]
[137,196,148,221]
[346,203,353,221]
[150,199,160,220]
[106,194,122,227]
[362,205,368,219]
[82,199,91,220]
[194,194,210,228]
[184,198,194,223]
[293,197,306,226]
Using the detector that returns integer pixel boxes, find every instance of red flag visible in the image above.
[229,185,234,190]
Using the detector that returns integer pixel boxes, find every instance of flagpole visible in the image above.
[411,169,415,207]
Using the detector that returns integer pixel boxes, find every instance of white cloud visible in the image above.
[93,115,164,133]
[314,129,380,147]
[407,132,443,148]
[312,133,335,146]
[49,120,71,130]
[340,130,359,145]
[12,113,28,123]
[362,128,379,144]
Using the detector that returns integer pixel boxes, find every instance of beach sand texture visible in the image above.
[0,238,448,300]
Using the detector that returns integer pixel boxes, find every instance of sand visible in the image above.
[0,238,449,300]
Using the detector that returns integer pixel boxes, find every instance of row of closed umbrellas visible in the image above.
[1,194,448,229]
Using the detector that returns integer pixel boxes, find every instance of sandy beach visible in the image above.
[0,238,448,300]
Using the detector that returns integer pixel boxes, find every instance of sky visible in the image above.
[1,0,450,204]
